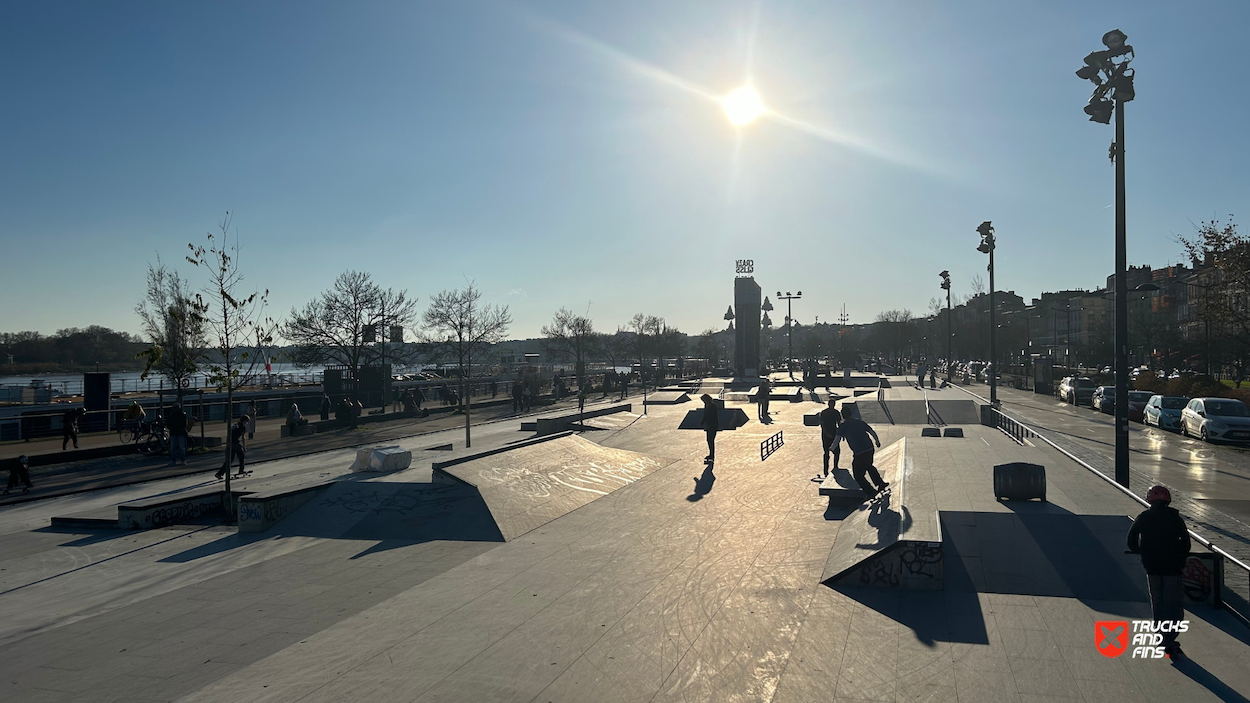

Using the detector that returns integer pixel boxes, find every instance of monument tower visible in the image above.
[733,259,761,378]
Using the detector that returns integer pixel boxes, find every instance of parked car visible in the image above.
[1092,386,1116,413]
[1144,395,1189,431]
[1181,398,1250,443]
[1127,390,1155,422]
[1058,376,1096,406]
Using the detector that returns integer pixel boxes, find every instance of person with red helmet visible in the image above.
[1127,484,1191,658]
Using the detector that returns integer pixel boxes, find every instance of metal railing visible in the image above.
[977,399,1250,628]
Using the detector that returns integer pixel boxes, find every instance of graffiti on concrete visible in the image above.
[475,455,662,498]
[850,541,942,589]
[141,499,222,527]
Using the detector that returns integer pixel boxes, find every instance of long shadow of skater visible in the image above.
[687,464,716,502]
[1171,656,1250,703]
[854,493,912,551]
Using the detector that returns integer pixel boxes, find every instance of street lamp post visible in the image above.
[940,271,952,380]
[777,291,802,379]
[976,222,997,405]
[1075,28,1136,487]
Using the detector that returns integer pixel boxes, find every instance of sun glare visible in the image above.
[722,86,764,126]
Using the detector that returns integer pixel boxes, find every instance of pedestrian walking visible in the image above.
[245,402,258,439]
[916,362,926,389]
[620,374,628,401]
[490,380,498,398]
[1127,485,1192,658]
[757,377,771,422]
[577,385,586,417]
[701,394,720,463]
[832,408,889,499]
[522,384,533,413]
[320,393,331,421]
[62,407,87,451]
[167,403,189,465]
[929,367,937,389]
[511,381,523,413]
[819,398,842,478]
[216,416,249,479]
[3,455,33,495]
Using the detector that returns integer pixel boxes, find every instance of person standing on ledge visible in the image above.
[701,394,719,464]
[757,376,771,422]
[1127,485,1191,659]
[819,398,842,479]
[832,407,888,499]
[166,403,188,466]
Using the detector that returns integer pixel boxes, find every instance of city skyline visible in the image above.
[3,1,1248,339]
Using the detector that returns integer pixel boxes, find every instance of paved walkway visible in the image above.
[1,380,1248,701]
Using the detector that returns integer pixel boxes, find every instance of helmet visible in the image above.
[1146,485,1172,504]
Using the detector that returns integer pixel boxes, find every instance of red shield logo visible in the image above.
[1095,621,1129,658]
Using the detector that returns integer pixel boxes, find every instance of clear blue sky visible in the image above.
[3,1,1247,339]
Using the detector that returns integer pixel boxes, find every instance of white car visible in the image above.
[1181,397,1250,443]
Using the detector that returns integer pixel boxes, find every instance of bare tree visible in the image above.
[625,314,663,380]
[598,330,630,373]
[185,212,276,514]
[969,275,986,297]
[136,258,207,400]
[282,271,418,402]
[1180,216,1250,382]
[541,308,597,387]
[420,282,511,448]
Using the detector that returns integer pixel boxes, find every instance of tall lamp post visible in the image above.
[1075,28,1135,487]
[777,291,802,379]
[976,222,997,405]
[940,271,953,380]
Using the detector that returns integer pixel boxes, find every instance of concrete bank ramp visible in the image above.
[854,400,929,425]
[644,390,690,405]
[821,437,943,590]
[433,435,668,541]
[266,479,504,543]
[926,399,981,425]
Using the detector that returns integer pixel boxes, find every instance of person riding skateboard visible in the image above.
[216,416,250,480]
[832,407,889,499]
[1127,485,1191,658]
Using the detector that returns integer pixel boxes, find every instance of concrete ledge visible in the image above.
[238,481,334,533]
[280,424,317,438]
[526,404,632,436]
[118,487,248,529]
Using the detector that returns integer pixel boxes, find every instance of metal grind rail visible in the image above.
[954,383,1250,628]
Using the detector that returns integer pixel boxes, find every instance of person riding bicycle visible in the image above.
[124,400,146,428]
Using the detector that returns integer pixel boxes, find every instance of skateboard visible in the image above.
[217,471,252,481]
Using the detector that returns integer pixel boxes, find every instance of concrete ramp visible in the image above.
[854,400,930,425]
[926,399,982,426]
[821,437,943,590]
[678,407,750,430]
[644,391,690,405]
[432,435,668,541]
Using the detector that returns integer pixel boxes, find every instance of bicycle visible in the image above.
[133,421,170,456]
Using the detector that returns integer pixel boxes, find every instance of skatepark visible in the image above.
[1,375,1249,702]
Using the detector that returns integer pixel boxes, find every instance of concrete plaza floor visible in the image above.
[1,377,1248,702]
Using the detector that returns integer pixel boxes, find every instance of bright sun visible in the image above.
[722,86,765,126]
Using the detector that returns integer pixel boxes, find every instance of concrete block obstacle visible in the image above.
[921,427,941,437]
[350,446,413,473]
[280,424,317,438]
[821,438,944,590]
[942,427,964,437]
[993,462,1047,501]
[925,399,982,426]
[433,434,668,541]
[521,403,632,435]
[238,480,335,533]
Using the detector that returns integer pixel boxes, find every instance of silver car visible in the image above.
[1181,397,1250,443]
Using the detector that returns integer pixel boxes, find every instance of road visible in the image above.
[964,381,1250,568]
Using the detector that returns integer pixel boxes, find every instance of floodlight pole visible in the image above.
[1113,98,1129,487]
[989,245,997,405]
